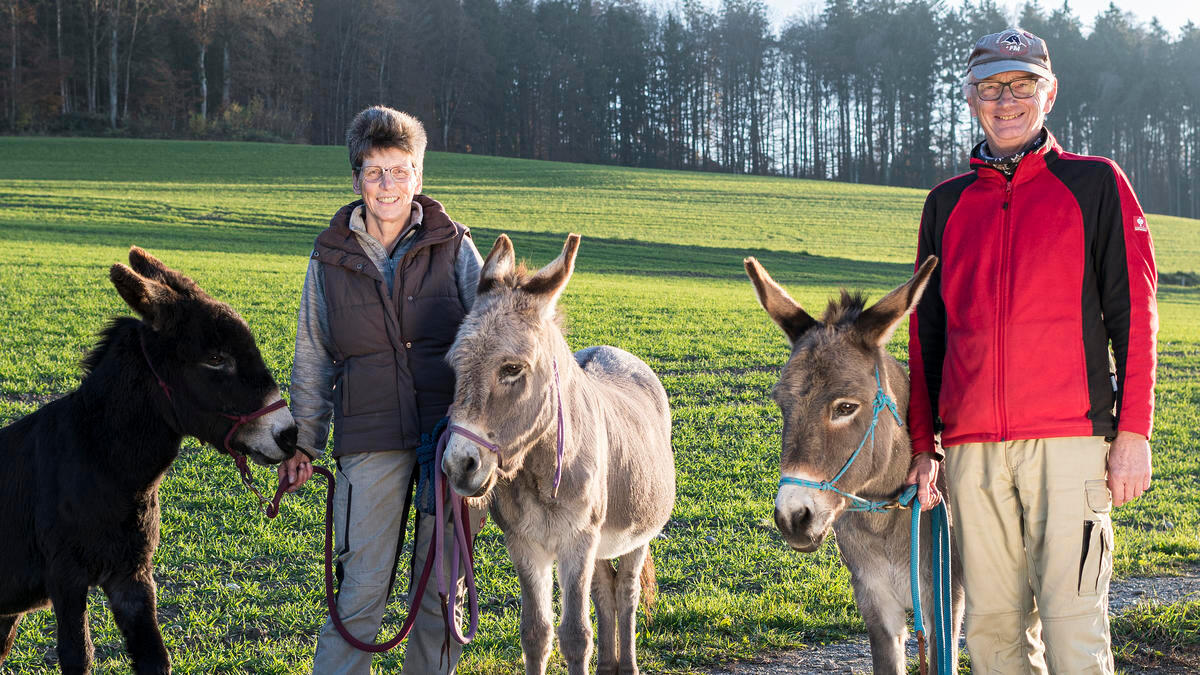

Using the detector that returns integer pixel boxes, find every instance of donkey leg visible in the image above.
[102,570,169,674]
[591,559,619,675]
[614,545,649,675]
[0,613,24,662]
[849,576,907,675]
[511,542,555,675]
[558,537,599,675]
[47,582,93,675]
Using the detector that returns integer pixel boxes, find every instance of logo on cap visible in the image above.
[998,31,1029,54]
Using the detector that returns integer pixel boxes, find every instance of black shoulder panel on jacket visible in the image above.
[1046,155,1124,437]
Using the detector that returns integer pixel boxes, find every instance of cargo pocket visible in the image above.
[1078,479,1113,597]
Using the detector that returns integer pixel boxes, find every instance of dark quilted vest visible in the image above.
[313,196,468,456]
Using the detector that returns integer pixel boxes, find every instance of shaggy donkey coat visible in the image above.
[0,248,297,674]
[441,235,675,675]
[746,257,964,675]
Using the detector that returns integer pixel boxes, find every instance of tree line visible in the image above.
[3,0,1199,218]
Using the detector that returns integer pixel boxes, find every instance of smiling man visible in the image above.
[904,29,1158,674]
[285,106,484,674]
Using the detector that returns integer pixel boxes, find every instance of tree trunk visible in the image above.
[221,40,229,110]
[8,1,16,128]
[87,0,99,113]
[122,0,143,120]
[57,0,69,113]
[109,0,119,128]
[198,42,207,120]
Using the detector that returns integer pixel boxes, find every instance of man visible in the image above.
[279,105,484,674]
[905,28,1157,674]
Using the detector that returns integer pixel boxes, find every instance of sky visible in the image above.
[755,0,1198,35]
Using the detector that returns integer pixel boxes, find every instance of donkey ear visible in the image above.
[110,263,178,329]
[523,234,580,314]
[478,234,516,295]
[856,255,938,347]
[128,246,205,299]
[744,257,818,345]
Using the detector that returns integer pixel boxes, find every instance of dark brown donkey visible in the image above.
[745,257,963,674]
[0,248,297,674]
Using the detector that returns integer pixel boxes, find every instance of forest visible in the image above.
[3,0,1199,217]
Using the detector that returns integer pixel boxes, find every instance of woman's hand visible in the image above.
[278,450,315,492]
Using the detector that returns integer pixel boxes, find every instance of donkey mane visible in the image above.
[822,290,869,326]
[80,317,138,375]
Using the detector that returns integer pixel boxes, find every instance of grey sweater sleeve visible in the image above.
[290,256,335,459]
[457,234,484,311]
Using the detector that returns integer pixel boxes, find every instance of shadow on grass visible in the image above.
[1,211,913,288]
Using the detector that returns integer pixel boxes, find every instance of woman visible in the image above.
[282,105,484,674]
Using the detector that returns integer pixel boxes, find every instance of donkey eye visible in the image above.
[833,401,860,418]
[201,353,230,370]
[499,363,524,379]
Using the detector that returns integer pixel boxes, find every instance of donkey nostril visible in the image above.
[775,507,810,536]
[275,426,298,451]
[463,455,479,475]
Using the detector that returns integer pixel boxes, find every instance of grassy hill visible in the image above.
[1,137,1197,673]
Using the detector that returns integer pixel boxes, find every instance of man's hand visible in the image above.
[905,451,942,511]
[278,450,315,493]
[1108,431,1152,507]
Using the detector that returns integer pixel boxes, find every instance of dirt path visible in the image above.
[707,567,1200,674]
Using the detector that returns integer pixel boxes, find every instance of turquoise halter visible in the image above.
[777,365,904,513]
[775,364,956,673]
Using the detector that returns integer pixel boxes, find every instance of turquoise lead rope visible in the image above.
[775,365,955,673]
[899,485,955,675]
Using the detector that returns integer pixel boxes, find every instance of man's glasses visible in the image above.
[357,164,418,183]
[971,78,1041,101]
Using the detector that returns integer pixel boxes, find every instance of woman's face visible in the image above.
[352,148,422,232]
[968,70,1057,157]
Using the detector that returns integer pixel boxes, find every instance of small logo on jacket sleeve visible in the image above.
[1134,216,1148,232]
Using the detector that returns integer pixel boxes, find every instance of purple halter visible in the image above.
[444,356,566,497]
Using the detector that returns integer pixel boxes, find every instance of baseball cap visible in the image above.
[967,29,1053,80]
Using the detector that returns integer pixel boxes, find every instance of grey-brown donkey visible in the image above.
[441,234,675,675]
[745,256,964,674]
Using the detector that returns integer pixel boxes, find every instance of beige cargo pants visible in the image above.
[311,450,486,675]
[944,436,1114,674]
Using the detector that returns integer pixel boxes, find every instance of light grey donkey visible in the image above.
[441,233,676,675]
[745,256,964,675]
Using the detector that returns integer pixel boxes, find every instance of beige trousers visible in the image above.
[311,450,485,675]
[944,436,1114,674]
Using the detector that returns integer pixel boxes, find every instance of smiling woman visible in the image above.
[285,105,486,674]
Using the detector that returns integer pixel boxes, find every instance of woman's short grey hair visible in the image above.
[346,106,428,172]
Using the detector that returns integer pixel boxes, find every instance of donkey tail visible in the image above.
[639,550,658,614]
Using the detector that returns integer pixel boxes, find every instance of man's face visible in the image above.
[968,70,1057,156]
[353,148,422,231]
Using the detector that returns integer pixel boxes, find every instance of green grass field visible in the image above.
[0,136,1197,673]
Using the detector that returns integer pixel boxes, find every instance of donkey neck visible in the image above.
[77,319,185,487]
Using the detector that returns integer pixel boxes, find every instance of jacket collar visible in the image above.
[315,195,461,277]
[969,128,1061,184]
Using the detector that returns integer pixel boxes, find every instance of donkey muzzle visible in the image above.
[774,482,836,552]
[442,432,498,498]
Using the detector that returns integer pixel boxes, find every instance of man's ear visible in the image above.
[1043,77,1059,114]
[352,170,363,196]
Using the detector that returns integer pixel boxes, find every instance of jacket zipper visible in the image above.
[997,179,1013,440]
